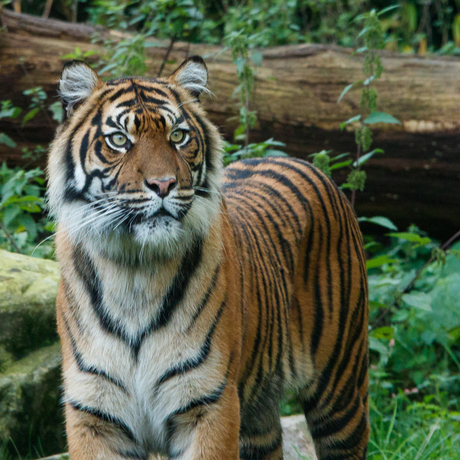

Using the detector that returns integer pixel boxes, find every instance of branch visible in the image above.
[157,36,176,78]
[0,221,22,254]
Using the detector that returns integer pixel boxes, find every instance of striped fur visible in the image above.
[48,57,369,460]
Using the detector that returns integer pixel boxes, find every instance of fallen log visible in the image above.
[1,9,459,238]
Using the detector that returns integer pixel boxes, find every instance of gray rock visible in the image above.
[282,415,317,459]
[0,343,64,456]
[0,250,64,457]
[0,250,60,361]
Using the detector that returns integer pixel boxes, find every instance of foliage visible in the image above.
[367,234,460,389]
[0,163,54,258]
[311,7,401,209]
[9,0,460,54]
[0,93,56,258]
[368,376,460,459]
[224,30,260,146]
[223,138,288,166]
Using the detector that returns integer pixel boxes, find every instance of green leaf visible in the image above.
[0,133,17,148]
[402,293,432,312]
[363,76,375,86]
[364,112,401,125]
[372,326,394,340]
[369,301,390,311]
[340,115,361,131]
[249,52,263,67]
[48,102,63,123]
[263,149,289,157]
[235,57,247,75]
[98,63,119,75]
[337,83,354,103]
[144,42,166,48]
[377,5,400,16]
[329,153,350,162]
[329,160,352,170]
[353,148,384,166]
[22,108,40,126]
[357,27,370,39]
[0,107,22,119]
[358,216,398,231]
[61,53,77,60]
[3,206,21,227]
[352,46,368,55]
[387,232,431,245]
[369,337,389,365]
[366,255,398,269]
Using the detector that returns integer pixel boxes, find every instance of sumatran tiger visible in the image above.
[47,56,369,460]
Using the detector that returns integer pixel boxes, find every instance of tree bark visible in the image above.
[1,9,459,238]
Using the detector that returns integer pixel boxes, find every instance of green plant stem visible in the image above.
[350,141,361,209]
[0,220,21,254]
[19,61,55,130]
[371,228,460,330]
[244,79,250,149]
[157,36,176,77]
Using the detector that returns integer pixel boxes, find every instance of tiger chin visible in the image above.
[48,56,370,460]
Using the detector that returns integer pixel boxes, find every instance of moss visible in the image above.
[0,250,60,358]
[0,343,65,458]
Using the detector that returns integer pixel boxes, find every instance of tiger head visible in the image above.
[47,57,222,260]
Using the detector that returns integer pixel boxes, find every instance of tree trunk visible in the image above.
[1,9,459,238]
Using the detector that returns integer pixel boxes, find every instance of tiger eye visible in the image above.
[111,133,128,147]
[170,130,185,143]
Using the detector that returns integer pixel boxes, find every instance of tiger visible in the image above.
[47,56,369,460]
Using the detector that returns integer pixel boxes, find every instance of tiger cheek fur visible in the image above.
[48,57,369,460]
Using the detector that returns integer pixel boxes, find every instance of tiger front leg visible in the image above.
[166,383,241,459]
[64,402,148,460]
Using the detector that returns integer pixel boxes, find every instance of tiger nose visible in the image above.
[145,177,177,198]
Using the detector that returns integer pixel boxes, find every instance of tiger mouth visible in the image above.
[153,209,173,218]
[128,208,176,226]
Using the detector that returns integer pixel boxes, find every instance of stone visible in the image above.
[0,250,64,457]
[0,343,64,456]
[0,249,60,360]
[282,415,318,459]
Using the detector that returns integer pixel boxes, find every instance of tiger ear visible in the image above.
[168,56,209,99]
[59,61,102,120]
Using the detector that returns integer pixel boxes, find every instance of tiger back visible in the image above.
[48,56,369,460]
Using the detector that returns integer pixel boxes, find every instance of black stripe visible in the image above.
[134,84,169,99]
[310,229,324,358]
[139,93,167,106]
[166,378,227,435]
[186,263,221,331]
[326,409,368,452]
[224,184,302,242]
[109,87,135,102]
[310,393,361,439]
[68,400,136,442]
[239,430,283,459]
[117,451,147,460]
[154,296,227,390]
[62,313,129,394]
[73,239,203,360]
[235,216,266,399]
[225,189,295,275]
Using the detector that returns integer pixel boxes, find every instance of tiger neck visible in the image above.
[57,210,225,339]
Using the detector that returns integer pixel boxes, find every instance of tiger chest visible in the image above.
[65,269,225,454]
